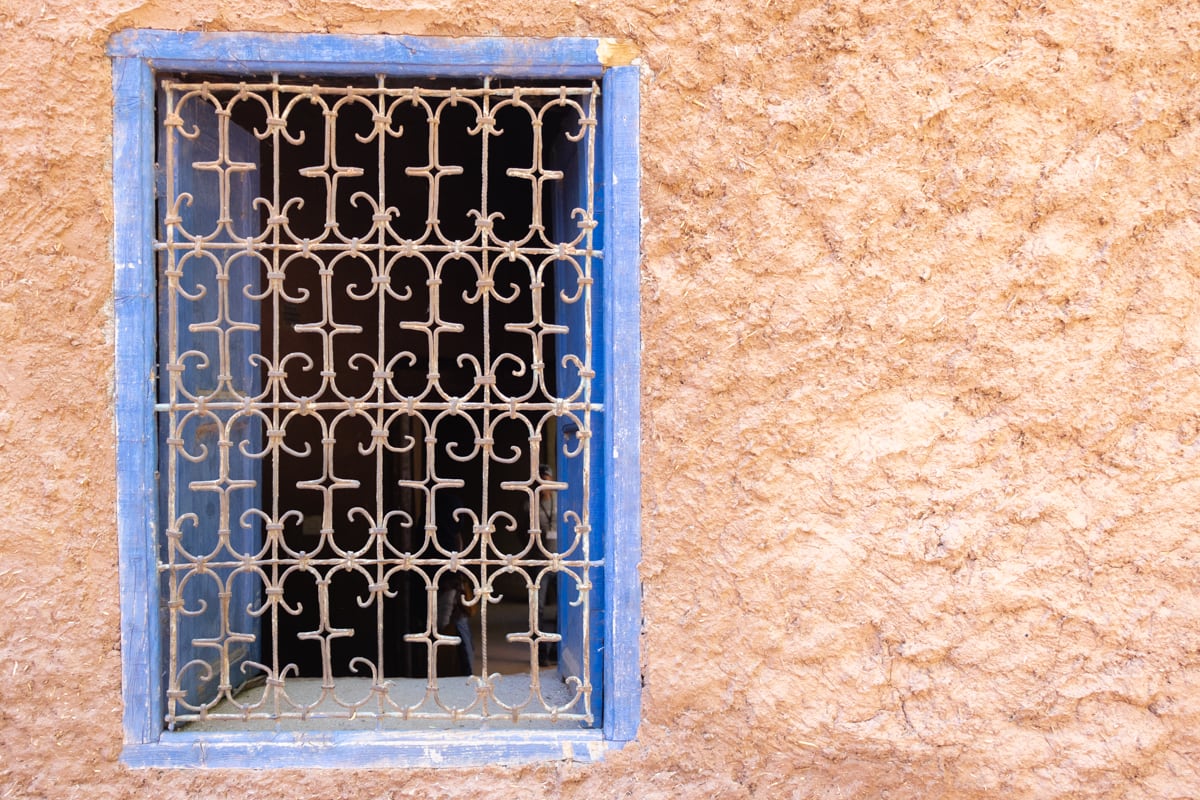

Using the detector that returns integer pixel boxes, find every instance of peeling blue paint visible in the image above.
[110,30,641,769]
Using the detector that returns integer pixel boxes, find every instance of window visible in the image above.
[111,31,640,768]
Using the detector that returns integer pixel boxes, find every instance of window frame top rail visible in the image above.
[107,30,636,79]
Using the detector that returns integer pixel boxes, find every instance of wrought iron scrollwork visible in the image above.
[156,76,600,728]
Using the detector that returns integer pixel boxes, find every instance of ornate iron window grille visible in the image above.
[156,75,601,729]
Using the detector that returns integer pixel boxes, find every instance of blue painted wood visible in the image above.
[123,729,611,768]
[586,118,608,730]
[113,54,162,746]
[112,31,640,765]
[107,30,609,78]
[600,66,642,745]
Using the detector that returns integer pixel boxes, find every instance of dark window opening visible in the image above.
[155,75,601,728]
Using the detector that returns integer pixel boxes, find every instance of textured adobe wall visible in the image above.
[2,0,1200,797]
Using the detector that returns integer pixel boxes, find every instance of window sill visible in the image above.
[122,728,621,769]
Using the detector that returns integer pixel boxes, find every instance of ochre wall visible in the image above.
[3,0,1200,797]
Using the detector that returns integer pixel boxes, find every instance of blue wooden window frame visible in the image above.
[109,29,641,768]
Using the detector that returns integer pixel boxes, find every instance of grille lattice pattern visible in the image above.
[155,76,599,728]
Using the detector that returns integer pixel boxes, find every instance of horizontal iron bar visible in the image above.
[153,242,604,256]
[163,80,598,97]
[153,401,604,413]
[158,559,604,571]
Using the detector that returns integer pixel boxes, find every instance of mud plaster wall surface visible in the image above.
[2,0,1200,797]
